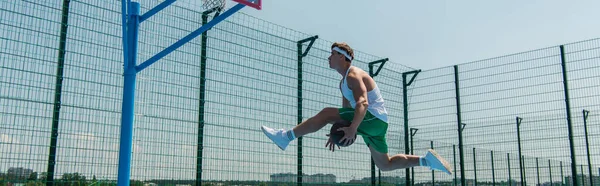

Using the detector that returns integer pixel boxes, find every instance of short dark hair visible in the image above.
[331,42,354,62]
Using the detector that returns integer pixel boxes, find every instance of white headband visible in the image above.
[332,46,352,61]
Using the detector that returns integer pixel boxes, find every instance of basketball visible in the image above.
[329,120,357,147]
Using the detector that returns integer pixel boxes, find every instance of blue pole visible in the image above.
[116,1,249,185]
[140,0,177,23]
[118,2,139,186]
[136,3,246,72]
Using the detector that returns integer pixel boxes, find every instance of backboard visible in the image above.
[232,0,261,10]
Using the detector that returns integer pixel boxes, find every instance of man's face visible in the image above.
[328,50,345,69]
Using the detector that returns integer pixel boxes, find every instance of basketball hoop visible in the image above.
[201,0,226,11]
[202,0,262,12]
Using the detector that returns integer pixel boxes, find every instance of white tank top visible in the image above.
[340,66,388,123]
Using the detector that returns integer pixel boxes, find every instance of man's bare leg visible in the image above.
[369,146,421,171]
[292,107,343,137]
[261,107,342,150]
[369,146,453,174]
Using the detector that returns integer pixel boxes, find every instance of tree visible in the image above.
[27,172,38,181]
[60,172,87,186]
[130,180,144,186]
[38,172,47,182]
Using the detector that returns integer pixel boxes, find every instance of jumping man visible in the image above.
[260,42,452,174]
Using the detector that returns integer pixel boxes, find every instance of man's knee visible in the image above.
[370,148,396,172]
[376,161,394,172]
[374,153,409,172]
[317,107,341,122]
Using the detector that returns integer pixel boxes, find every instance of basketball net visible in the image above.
[201,0,226,11]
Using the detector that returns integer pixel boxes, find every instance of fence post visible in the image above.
[549,160,553,185]
[508,153,512,186]
[431,141,435,185]
[559,45,578,186]
[195,8,220,186]
[410,128,418,186]
[560,161,564,185]
[581,165,585,186]
[378,169,381,186]
[454,145,457,186]
[47,0,72,185]
[536,158,540,186]
[582,109,593,186]
[402,69,421,185]
[296,35,318,186]
[491,151,495,186]
[473,148,477,186]
[369,58,388,186]
[516,117,524,185]
[454,65,466,186]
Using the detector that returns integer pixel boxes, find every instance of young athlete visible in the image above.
[261,42,452,174]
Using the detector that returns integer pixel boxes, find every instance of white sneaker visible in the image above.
[260,126,291,150]
[424,149,453,175]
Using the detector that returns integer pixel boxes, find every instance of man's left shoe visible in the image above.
[260,126,291,151]
[423,149,453,175]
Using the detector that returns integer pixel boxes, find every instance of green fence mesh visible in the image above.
[1,0,599,186]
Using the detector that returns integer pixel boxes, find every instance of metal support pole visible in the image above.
[47,1,71,185]
[559,45,578,186]
[296,35,318,186]
[195,8,218,186]
[371,161,376,186]
[454,65,466,186]
[508,153,512,186]
[431,141,435,185]
[136,3,248,72]
[536,158,540,186]
[378,169,381,186]
[410,128,418,186]
[560,161,564,186]
[582,109,593,186]
[491,151,495,186]
[118,2,140,186]
[117,1,253,186]
[516,117,524,186]
[402,69,420,185]
[454,145,457,186]
[473,148,477,186]
[581,165,585,186]
[368,58,388,186]
[549,160,553,185]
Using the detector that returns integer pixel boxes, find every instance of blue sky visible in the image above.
[237,0,600,70]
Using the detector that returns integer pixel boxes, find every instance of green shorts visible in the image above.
[337,107,389,153]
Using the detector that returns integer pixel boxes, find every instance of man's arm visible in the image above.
[346,72,369,130]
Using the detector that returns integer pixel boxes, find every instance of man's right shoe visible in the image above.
[423,149,453,175]
[261,126,291,151]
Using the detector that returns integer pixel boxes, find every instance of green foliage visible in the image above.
[25,180,44,186]
[58,172,87,186]
[130,180,144,186]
